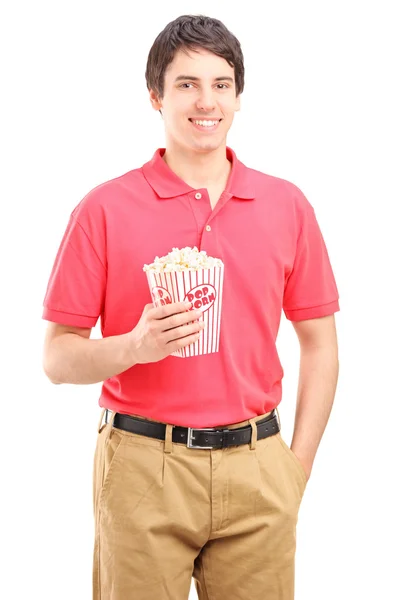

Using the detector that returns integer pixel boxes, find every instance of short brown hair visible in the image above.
[145,15,245,114]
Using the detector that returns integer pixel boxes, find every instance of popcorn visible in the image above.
[143,246,225,358]
[143,246,223,273]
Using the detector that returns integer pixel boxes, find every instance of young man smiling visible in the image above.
[149,46,240,210]
[42,14,340,600]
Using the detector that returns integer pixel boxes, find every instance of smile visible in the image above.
[189,118,222,132]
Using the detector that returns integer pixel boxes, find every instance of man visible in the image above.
[42,14,339,600]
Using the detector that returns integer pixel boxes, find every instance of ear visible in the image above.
[149,89,162,112]
[235,93,241,112]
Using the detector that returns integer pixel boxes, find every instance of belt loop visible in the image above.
[104,410,117,445]
[164,423,173,454]
[97,407,106,433]
[248,417,258,450]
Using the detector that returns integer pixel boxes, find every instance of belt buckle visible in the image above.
[187,427,217,449]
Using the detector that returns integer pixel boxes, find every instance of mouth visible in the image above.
[189,118,222,133]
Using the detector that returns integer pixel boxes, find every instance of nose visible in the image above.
[195,89,216,113]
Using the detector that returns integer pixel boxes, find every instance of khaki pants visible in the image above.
[92,408,308,599]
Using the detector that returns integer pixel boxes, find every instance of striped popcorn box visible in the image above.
[145,264,224,358]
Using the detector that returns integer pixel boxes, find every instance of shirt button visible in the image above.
[205,225,212,232]
[195,192,202,199]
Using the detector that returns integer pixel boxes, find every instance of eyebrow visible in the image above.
[174,75,234,83]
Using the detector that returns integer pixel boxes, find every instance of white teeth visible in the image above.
[192,120,219,127]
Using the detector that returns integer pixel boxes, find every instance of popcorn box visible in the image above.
[145,265,224,357]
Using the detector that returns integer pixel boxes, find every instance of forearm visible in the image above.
[290,344,339,474]
[44,332,137,385]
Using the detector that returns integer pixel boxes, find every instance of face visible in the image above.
[149,47,241,153]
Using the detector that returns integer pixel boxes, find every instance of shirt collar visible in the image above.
[141,147,256,200]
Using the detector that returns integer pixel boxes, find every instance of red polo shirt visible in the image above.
[42,147,340,427]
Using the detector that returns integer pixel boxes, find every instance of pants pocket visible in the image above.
[93,427,126,522]
[255,432,305,522]
[276,433,308,492]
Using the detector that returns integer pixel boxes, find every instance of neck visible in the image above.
[162,143,231,188]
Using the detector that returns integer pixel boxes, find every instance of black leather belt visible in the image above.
[106,409,280,449]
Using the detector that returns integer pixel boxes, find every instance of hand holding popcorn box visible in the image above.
[143,247,224,357]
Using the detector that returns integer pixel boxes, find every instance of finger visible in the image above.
[163,320,205,343]
[167,331,203,353]
[152,301,193,320]
[162,308,203,332]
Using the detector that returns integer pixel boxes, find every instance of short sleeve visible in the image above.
[283,202,340,321]
[42,209,107,328]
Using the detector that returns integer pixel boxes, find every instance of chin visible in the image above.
[192,136,225,150]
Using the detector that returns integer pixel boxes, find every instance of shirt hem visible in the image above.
[283,299,340,321]
[42,307,98,328]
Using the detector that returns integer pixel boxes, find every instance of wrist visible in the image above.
[123,331,139,367]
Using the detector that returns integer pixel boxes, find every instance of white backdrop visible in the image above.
[1,0,399,598]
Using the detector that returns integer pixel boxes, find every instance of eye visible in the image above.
[179,83,230,89]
